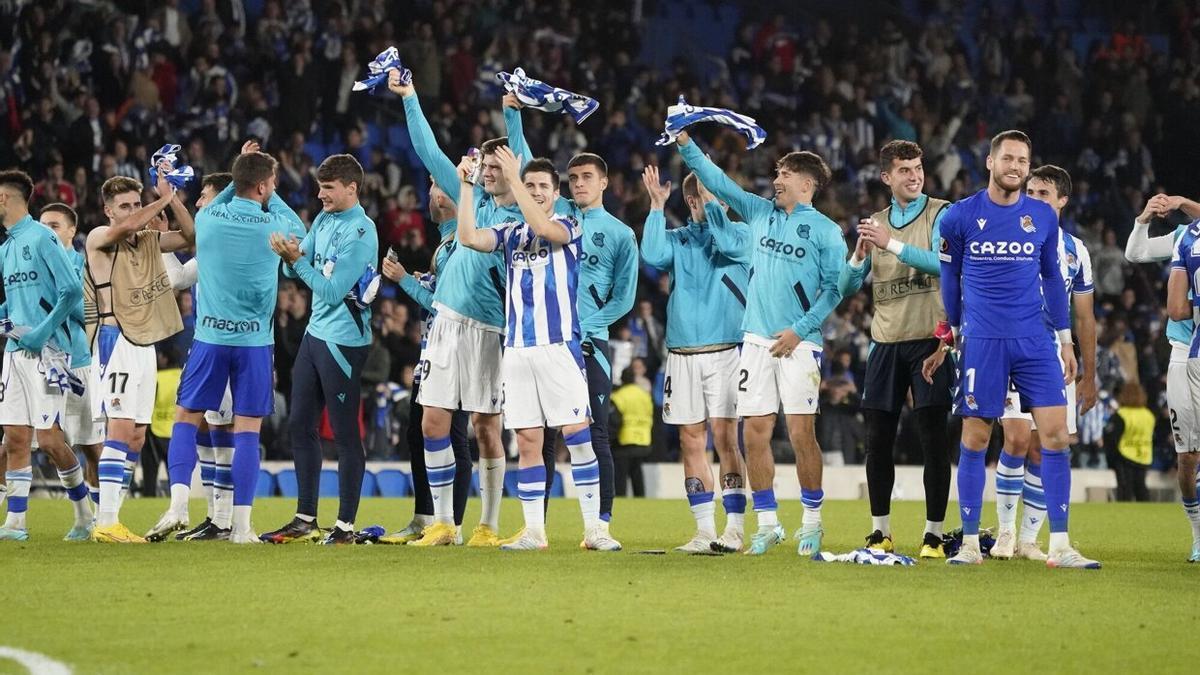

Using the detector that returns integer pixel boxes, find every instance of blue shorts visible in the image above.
[954,335,1066,418]
[177,340,275,418]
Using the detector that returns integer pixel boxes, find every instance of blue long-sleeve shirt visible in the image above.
[839,193,945,296]
[641,202,750,349]
[938,189,1069,338]
[403,92,508,329]
[65,249,90,366]
[0,215,83,353]
[679,141,846,345]
[287,202,379,348]
[194,184,307,347]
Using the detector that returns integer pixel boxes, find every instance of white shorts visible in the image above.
[663,348,739,425]
[204,386,234,427]
[501,343,590,429]
[1002,381,1078,435]
[1001,344,1077,435]
[1171,342,1196,454]
[736,338,822,417]
[0,350,67,429]
[417,310,503,414]
[63,364,104,446]
[93,331,157,425]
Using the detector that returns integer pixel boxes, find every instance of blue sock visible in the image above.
[957,445,986,536]
[89,485,100,505]
[167,422,198,487]
[1041,448,1071,533]
[722,488,747,514]
[800,488,824,527]
[231,432,260,507]
[752,488,777,512]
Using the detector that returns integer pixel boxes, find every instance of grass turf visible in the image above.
[2,497,1194,674]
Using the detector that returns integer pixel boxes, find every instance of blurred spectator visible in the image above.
[610,366,652,497]
[1104,381,1155,501]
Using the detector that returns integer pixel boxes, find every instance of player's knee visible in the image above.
[1038,426,1070,450]
[420,408,451,438]
[4,426,31,451]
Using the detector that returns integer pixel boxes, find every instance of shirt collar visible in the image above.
[7,214,35,235]
[889,193,928,226]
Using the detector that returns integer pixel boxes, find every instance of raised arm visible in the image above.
[791,225,846,338]
[638,166,674,269]
[496,146,569,244]
[704,201,751,264]
[677,131,771,224]
[453,156,494,251]
[839,232,873,297]
[91,190,174,250]
[503,95,533,172]
[390,73,462,204]
[159,193,197,253]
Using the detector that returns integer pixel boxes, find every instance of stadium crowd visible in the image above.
[1,0,1198,495]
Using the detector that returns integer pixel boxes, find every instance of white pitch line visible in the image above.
[0,647,72,675]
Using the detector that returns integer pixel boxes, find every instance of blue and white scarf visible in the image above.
[0,320,83,396]
[815,548,917,566]
[147,144,196,190]
[654,95,767,150]
[496,67,598,124]
[353,46,411,94]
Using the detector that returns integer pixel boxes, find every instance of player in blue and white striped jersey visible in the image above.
[992,165,1098,562]
[454,147,600,551]
[1166,211,1200,561]
[1128,193,1200,561]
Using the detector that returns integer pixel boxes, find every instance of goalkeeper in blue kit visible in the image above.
[926,130,1099,569]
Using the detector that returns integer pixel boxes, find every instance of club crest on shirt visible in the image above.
[796,223,810,239]
[965,394,978,410]
[21,245,30,261]
[1020,215,1035,233]
[592,232,605,248]
[1066,252,1076,266]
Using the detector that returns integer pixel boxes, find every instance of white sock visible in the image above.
[169,483,190,519]
[233,505,252,533]
[1049,531,1071,553]
[57,464,93,525]
[872,514,891,537]
[924,520,944,538]
[995,454,1024,530]
[334,519,353,532]
[97,444,127,527]
[1018,470,1047,544]
[479,457,504,531]
[690,497,717,539]
[1184,498,1200,542]
[425,436,455,524]
[566,432,601,530]
[3,467,32,530]
[756,509,780,531]
[962,533,980,551]
[198,443,215,520]
[412,513,433,528]
[212,447,233,529]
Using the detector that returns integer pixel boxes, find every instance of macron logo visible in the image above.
[976,218,987,230]
[598,395,606,404]
[963,507,971,515]
[1005,504,1013,510]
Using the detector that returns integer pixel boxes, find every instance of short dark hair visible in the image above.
[681,173,699,200]
[1029,164,1072,199]
[41,202,77,227]
[879,140,923,172]
[316,154,364,189]
[990,129,1032,156]
[778,151,832,191]
[480,137,509,156]
[232,152,278,194]
[101,176,142,204]
[0,170,34,203]
[201,172,233,193]
[567,152,608,177]
[620,367,637,386]
[521,158,560,187]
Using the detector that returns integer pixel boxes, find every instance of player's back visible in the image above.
[661,220,748,349]
[945,190,1059,339]
[194,194,304,347]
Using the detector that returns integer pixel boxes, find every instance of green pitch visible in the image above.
[3,497,1194,674]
